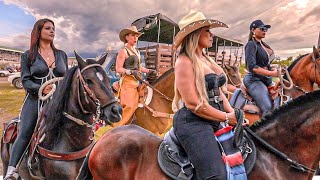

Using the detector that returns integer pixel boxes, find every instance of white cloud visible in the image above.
[1,0,320,58]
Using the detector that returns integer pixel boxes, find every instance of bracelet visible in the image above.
[224,112,229,125]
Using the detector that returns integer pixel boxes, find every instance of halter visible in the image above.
[311,53,320,89]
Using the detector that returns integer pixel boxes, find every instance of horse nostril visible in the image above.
[112,106,117,113]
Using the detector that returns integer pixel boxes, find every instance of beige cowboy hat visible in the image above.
[119,25,143,43]
[172,12,228,50]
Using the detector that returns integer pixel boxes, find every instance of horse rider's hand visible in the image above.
[148,69,157,76]
[43,84,53,95]
[131,70,142,80]
[269,68,278,77]
[227,112,237,126]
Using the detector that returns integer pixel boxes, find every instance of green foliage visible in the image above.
[271,56,294,66]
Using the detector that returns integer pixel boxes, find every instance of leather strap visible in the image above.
[37,141,94,161]
[139,101,174,118]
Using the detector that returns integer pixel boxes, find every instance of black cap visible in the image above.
[249,20,271,30]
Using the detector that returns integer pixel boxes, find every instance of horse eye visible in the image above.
[85,79,93,85]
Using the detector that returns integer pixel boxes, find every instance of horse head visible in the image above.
[75,51,122,124]
[224,64,242,88]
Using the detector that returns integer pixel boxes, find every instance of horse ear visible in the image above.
[313,46,320,59]
[97,53,108,65]
[225,64,231,70]
[74,51,86,69]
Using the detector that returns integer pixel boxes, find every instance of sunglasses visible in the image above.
[258,27,268,32]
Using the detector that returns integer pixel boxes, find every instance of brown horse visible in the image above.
[284,46,320,98]
[77,89,320,180]
[133,65,242,136]
[1,53,122,179]
[224,64,242,93]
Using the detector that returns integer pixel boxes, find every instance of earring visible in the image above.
[253,32,256,38]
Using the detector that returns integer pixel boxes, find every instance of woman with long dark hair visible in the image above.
[4,18,68,179]
[243,20,278,117]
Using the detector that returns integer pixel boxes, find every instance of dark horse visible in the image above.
[78,89,320,179]
[1,52,122,179]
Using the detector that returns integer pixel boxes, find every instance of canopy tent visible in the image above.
[132,13,179,44]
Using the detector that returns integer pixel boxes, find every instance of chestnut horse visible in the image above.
[1,53,122,179]
[78,89,320,180]
[284,46,320,98]
[134,65,242,136]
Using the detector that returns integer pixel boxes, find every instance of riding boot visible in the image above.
[4,166,19,180]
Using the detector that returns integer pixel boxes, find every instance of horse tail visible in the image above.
[76,143,95,180]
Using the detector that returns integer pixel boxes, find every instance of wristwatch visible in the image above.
[125,70,132,75]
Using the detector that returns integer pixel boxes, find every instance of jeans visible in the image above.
[243,73,273,117]
[173,107,226,180]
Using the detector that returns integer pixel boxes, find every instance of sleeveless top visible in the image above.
[123,48,140,70]
[205,73,226,111]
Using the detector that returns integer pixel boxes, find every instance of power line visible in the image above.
[224,0,288,35]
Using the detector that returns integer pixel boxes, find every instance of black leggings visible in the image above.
[173,107,226,180]
[9,94,39,167]
[243,73,272,117]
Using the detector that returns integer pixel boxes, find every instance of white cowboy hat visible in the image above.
[119,25,143,43]
[172,12,228,50]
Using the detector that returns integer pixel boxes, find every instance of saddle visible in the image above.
[2,118,19,144]
[158,128,257,180]
[230,81,281,117]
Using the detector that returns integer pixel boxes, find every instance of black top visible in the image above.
[205,73,226,111]
[123,48,140,70]
[20,49,68,95]
[245,40,272,81]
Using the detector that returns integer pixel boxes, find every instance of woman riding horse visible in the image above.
[172,12,241,179]
[4,18,68,180]
[243,20,278,117]
[113,25,156,127]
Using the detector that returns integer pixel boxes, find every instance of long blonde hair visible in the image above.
[172,28,227,112]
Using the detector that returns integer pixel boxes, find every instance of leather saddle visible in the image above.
[2,118,19,144]
[230,81,281,117]
[158,128,257,180]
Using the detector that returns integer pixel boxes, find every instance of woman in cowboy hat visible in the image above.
[113,25,156,127]
[172,12,241,179]
[243,20,277,117]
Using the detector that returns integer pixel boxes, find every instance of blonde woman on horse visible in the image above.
[243,20,278,117]
[172,12,240,179]
[113,25,156,127]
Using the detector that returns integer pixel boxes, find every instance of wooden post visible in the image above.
[215,37,219,62]
[318,31,320,49]
[157,19,161,44]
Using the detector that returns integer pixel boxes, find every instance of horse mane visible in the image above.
[43,66,78,147]
[152,68,174,85]
[250,90,320,131]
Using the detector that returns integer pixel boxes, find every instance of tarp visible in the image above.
[132,13,179,44]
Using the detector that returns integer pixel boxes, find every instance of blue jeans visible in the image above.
[243,73,273,117]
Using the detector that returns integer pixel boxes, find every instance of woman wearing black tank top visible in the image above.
[172,12,242,180]
[114,25,156,127]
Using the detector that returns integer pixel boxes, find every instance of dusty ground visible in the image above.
[0,78,25,175]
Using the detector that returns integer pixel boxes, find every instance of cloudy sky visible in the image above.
[0,0,319,58]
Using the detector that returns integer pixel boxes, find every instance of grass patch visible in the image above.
[0,80,25,133]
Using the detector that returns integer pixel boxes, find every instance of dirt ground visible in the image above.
[0,78,25,175]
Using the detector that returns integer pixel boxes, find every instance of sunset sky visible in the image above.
[0,0,319,58]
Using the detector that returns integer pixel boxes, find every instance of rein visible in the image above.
[136,76,173,102]
[244,126,316,174]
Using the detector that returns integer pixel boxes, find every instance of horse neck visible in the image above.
[290,55,315,91]
[154,71,175,99]
[255,104,320,169]
[59,73,93,150]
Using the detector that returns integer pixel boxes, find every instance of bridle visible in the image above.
[224,66,241,88]
[64,64,117,133]
[311,53,320,89]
